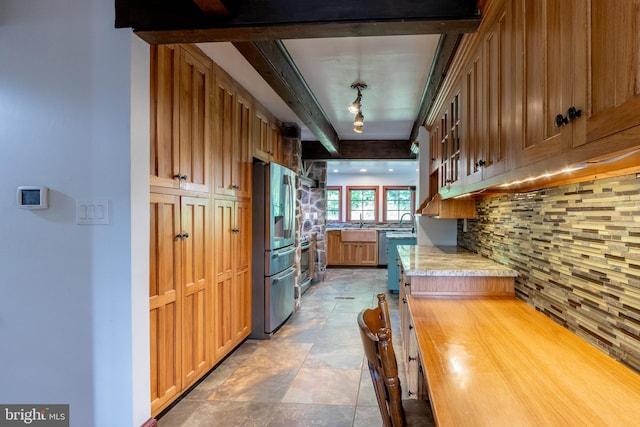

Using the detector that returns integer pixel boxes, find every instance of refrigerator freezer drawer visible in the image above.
[265,266,296,334]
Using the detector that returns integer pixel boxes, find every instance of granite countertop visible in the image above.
[397,245,518,277]
[386,232,417,239]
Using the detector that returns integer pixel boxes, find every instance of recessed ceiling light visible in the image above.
[333,169,339,173]
[388,168,394,172]
[360,168,367,172]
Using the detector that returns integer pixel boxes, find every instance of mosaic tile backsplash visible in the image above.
[457,173,640,372]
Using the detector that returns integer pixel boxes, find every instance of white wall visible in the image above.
[0,1,148,426]
[416,127,457,245]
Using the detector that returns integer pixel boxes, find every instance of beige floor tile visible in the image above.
[282,367,361,405]
[267,403,355,427]
[207,365,297,402]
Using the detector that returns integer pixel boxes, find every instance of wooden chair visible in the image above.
[358,293,434,427]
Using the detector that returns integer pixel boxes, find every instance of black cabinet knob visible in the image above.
[555,113,568,128]
[567,106,582,121]
[555,106,582,128]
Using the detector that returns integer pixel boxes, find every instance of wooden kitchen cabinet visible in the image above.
[326,230,342,266]
[584,0,640,146]
[512,0,588,167]
[341,241,378,266]
[213,69,252,199]
[179,196,211,388]
[253,103,282,164]
[398,268,428,400]
[212,198,252,361]
[325,230,378,266]
[149,193,181,415]
[150,44,211,193]
[149,193,211,415]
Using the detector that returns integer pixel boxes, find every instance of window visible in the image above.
[347,186,378,222]
[326,186,342,222]
[384,187,415,222]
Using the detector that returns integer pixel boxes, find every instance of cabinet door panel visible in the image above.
[463,53,483,186]
[234,200,252,340]
[150,45,180,189]
[483,9,509,178]
[234,95,252,198]
[359,242,378,265]
[519,0,570,165]
[212,199,235,359]
[180,197,210,386]
[179,48,211,193]
[149,193,181,414]
[213,76,235,196]
[326,231,341,265]
[586,0,640,144]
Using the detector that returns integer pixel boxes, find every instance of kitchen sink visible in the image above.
[340,229,378,242]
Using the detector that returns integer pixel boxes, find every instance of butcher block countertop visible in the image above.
[397,245,518,277]
[408,295,640,426]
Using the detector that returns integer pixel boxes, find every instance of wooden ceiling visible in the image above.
[116,0,482,159]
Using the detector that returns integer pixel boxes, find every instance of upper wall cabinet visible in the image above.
[150,45,211,193]
[512,0,588,167]
[514,0,640,167]
[585,0,640,146]
[253,102,282,164]
[212,68,252,199]
[424,0,640,200]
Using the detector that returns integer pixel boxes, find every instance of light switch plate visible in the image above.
[76,199,109,225]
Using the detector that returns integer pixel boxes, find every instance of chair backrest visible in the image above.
[358,293,405,427]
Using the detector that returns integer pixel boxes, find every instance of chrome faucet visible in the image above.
[359,213,364,228]
[400,212,415,233]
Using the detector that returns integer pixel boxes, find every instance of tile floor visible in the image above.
[157,268,434,427]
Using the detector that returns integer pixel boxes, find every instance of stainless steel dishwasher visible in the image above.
[377,231,387,267]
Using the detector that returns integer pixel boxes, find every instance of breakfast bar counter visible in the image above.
[397,244,519,277]
[396,245,518,297]
[408,295,640,426]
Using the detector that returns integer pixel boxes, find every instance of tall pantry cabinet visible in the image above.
[149,43,254,417]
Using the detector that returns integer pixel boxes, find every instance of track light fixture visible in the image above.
[348,82,367,133]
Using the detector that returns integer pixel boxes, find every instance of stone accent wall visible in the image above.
[300,161,328,281]
[458,173,640,371]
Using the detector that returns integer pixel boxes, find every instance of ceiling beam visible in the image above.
[192,0,233,16]
[233,40,340,155]
[117,0,481,43]
[302,140,414,161]
[409,33,463,143]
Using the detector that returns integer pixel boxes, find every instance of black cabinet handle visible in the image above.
[409,356,417,362]
[475,160,486,168]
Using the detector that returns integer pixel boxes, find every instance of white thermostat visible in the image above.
[17,186,49,209]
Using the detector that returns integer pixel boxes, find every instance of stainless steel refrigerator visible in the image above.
[250,162,297,339]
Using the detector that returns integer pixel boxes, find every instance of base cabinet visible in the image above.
[149,193,211,415]
[212,198,252,361]
[326,230,341,266]
[386,237,416,292]
[398,272,428,400]
[326,230,378,266]
[341,242,377,266]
